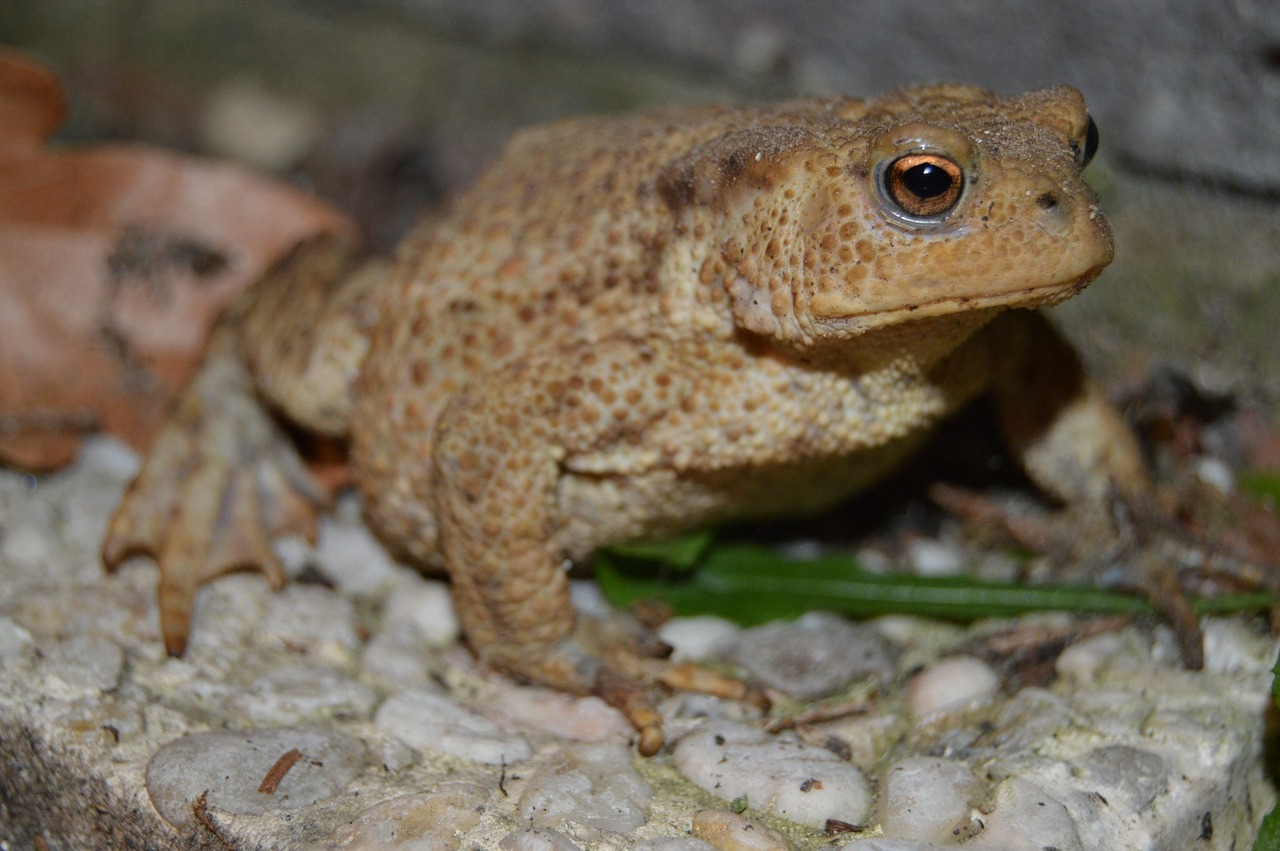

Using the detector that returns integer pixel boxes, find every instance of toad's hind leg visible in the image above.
[104,236,384,655]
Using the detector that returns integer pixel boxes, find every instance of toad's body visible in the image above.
[107,84,1145,752]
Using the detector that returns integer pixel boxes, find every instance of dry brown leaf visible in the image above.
[0,48,357,470]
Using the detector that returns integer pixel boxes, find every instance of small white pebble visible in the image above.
[331,782,489,847]
[1202,618,1271,675]
[314,515,401,595]
[810,711,901,769]
[380,574,460,645]
[878,756,979,842]
[569,580,612,617]
[1080,745,1169,812]
[375,688,531,764]
[230,664,377,724]
[498,829,583,851]
[517,742,653,838]
[674,721,870,829]
[173,575,269,658]
[871,615,962,649]
[633,838,719,850]
[905,538,964,577]
[722,613,895,700]
[273,535,314,578]
[907,656,998,715]
[1194,456,1234,494]
[965,777,1081,850]
[146,727,367,829]
[837,839,953,850]
[491,685,631,742]
[658,615,740,661]
[360,624,436,687]
[1055,633,1125,685]
[200,76,321,171]
[371,731,417,774]
[657,692,764,745]
[261,584,360,663]
[41,634,125,698]
[77,434,141,479]
[690,809,797,850]
[1149,624,1186,665]
[1,522,51,566]
[0,617,34,659]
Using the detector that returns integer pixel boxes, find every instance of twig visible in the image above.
[762,697,873,733]
[192,790,235,849]
[258,748,304,795]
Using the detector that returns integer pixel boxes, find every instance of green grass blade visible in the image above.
[1255,646,1280,850]
[597,541,1276,626]
[1240,471,1280,505]
[607,532,714,570]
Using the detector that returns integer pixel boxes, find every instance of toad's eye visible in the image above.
[881,153,964,219]
[1073,114,1100,168]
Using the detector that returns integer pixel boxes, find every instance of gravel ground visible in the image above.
[0,436,1276,849]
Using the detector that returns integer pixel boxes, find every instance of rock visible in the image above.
[805,710,903,770]
[878,756,980,842]
[260,584,361,664]
[674,721,870,829]
[1203,617,1275,676]
[374,687,531,764]
[516,742,652,838]
[0,616,34,659]
[360,623,439,687]
[1081,745,1169,812]
[180,574,273,659]
[722,613,896,700]
[200,77,322,172]
[488,685,631,742]
[331,782,490,848]
[229,664,377,724]
[1056,633,1126,685]
[904,538,964,578]
[838,839,953,850]
[690,810,797,851]
[380,573,460,645]
[498,829,584,850]
[145,727,367,829]
[310,496,403,595]
[658,615,740,662]
[3,449,1277,849]
[633,838,719,850]
[38,633,124,698]
[967,777,1082,851]
[907,656,998,715]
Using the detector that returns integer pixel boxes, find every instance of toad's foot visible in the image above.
[603,659,770,756]
[103,329,327,656]
[495,613,769,756]
[931,482,1208,667]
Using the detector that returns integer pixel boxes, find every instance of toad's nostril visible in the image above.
[1036,192,1058,210]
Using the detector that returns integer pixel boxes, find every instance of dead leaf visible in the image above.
[0,48,357,469]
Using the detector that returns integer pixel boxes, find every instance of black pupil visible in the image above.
[902,162,953,199]
[1082,115,1100,166]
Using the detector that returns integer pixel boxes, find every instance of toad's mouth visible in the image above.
[812,270,1100,335]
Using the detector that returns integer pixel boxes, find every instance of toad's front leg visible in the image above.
[984,310,1208,665]
[429,339,763,755]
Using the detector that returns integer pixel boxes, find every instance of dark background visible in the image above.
[5,0,1280,411]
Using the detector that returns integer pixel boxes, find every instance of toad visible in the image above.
[105,83,1148,754]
